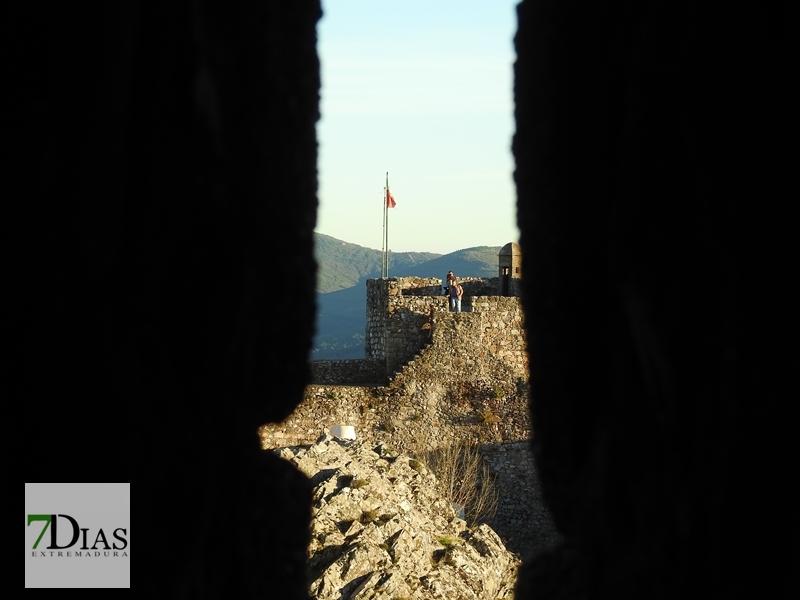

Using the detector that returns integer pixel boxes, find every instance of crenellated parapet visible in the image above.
[363,275,526,382]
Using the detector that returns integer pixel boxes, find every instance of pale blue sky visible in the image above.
[315,0,520,255]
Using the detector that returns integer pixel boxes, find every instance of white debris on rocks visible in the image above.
[276,434,520,600]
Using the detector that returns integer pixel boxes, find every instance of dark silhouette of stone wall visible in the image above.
[25,2,322,598]
[513,1,794,598]
[25,0,793,598]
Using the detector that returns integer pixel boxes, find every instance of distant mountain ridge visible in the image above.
[314,233,442,293]
[313,232,504,359]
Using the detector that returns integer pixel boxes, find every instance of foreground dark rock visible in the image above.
[277,435,519,599]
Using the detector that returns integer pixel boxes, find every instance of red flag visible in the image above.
[386,189,396,208]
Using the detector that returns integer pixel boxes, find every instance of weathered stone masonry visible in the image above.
[261,274,561,557]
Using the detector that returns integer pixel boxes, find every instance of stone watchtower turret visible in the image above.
[499,242,522,296]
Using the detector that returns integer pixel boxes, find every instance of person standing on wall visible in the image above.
[445,271,456,296]
[450,279,463,312]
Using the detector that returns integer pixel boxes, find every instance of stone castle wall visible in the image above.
[360,277,527,382]
[365,277,447,375]
[460,277,501,297]
[259,384,558,556]
[261,277,559,556]
[309,358,385,385]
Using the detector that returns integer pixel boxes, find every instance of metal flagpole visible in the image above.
[385,172,390,278]
[382,176,387,278]
[384,174,389,277]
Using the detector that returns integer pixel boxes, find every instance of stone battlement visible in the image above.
[360,276,525,383]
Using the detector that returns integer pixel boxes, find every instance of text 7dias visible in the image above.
[27,514,128,550]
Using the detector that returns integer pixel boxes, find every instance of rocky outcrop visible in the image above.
[276,435,520,599]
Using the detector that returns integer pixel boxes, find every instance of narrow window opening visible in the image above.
[314,1,520,358]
